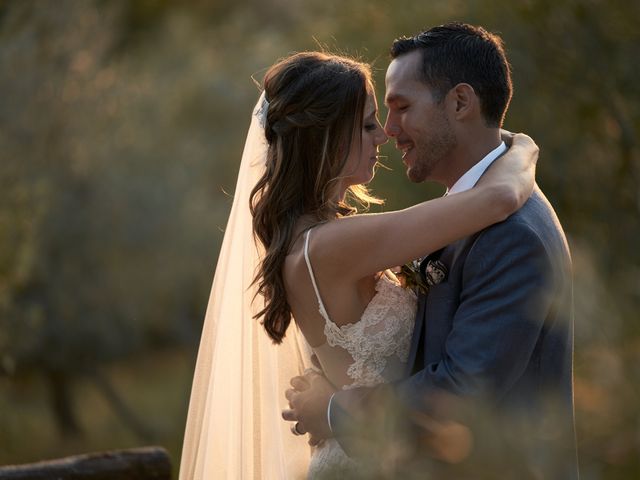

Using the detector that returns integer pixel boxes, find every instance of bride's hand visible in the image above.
[500,128,515,147]
[477,132,538,216]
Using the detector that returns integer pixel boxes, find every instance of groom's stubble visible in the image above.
[407,106,458,186]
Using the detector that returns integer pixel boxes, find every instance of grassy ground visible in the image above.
[0,348,195,478]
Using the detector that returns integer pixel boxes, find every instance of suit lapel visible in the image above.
[406,294,427,375]
[406,248,445,375]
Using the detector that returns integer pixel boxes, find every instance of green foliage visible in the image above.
[0,0,638,477]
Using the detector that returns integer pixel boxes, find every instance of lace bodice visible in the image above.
[303,229,417,478]
[303,229,417,390]
[321,273,417,388]
[304,230,416,479]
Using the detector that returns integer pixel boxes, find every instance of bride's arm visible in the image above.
[313,133,538,281]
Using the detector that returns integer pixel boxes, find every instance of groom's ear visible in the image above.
[447,83,478,122]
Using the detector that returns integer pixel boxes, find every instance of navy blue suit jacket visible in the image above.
[330,187,578,477]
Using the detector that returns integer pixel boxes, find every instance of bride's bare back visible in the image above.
[284,222,379,349]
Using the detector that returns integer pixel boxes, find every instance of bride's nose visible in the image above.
[376,134,389,147]
[375,124,388,146]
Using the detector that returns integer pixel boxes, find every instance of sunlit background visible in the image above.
[0,0,638,478]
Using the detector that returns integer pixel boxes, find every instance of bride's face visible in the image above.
[340,93,388,187]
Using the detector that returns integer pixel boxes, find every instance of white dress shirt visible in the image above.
[447,141,507,195]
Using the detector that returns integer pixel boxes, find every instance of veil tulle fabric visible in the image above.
[179,93,313,479]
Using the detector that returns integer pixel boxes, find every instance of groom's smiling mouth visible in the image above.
[397,142,414,160]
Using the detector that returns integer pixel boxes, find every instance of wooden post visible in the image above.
[0,446,171,480]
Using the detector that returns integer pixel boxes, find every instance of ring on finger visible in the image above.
[290,422,304,436]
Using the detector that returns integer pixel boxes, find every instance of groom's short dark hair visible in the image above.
[391,22,513,127]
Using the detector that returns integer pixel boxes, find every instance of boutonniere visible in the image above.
[397,258,448,295]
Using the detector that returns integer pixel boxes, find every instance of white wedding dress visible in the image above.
[302,229,417,479]
[179,96,417,479]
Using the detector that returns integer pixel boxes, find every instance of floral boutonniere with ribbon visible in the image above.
[397,258,448,295]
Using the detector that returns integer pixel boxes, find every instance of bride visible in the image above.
[179,51,537,479]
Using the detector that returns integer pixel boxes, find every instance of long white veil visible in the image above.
[179,93,313,479]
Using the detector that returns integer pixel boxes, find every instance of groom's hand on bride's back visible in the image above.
[282,370,336,446]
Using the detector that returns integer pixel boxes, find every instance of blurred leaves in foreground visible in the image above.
[0,0,638,478]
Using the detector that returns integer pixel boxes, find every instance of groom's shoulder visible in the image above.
[469,184,569,260]
[511,185,568,243]
[491,185,563,235]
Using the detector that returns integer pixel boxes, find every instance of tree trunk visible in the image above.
[46,370,82,437]
[91,369,156,443]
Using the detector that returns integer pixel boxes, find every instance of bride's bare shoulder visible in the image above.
[282,222,316,289]
[283,220,340,295]
[283,244,305,286]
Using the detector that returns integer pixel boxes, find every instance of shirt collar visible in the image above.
[446,141,507,195]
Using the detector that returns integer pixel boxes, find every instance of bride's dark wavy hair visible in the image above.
[250,51,382,344]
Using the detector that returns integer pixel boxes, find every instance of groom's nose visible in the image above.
[383,116,400,138]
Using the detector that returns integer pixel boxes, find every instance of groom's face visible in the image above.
[384,50,457,184]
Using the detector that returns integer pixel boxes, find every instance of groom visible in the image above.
[284,23,577,478]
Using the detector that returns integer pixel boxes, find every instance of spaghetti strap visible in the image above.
[303,229,331,322]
